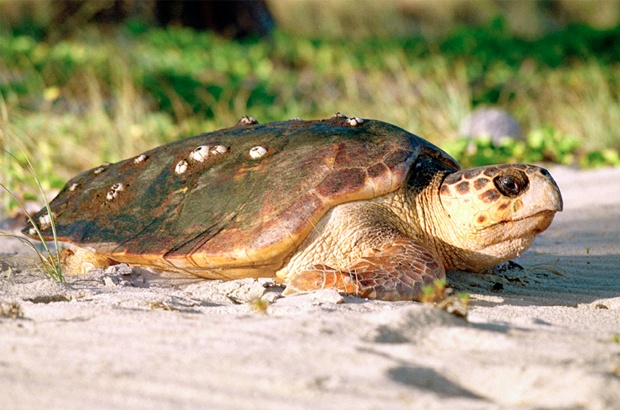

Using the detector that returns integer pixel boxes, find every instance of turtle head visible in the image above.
[435,164,563,272]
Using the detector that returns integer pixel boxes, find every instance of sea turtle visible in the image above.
[23,114,563,301]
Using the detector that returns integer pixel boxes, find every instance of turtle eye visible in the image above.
[493,170,528,198]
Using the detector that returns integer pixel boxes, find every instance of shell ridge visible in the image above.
[109,214,168,255]
[163,220,227,265]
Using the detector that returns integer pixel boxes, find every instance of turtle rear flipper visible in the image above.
[60,247,119,275]
[283,238,445,301]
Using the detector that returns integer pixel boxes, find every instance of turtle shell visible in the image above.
[24,115,459,279]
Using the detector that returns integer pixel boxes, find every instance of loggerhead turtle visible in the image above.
[23,114,563,301]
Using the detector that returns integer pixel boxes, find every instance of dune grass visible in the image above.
[0,147,63,281]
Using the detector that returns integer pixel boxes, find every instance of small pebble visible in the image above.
[311,289,345,304]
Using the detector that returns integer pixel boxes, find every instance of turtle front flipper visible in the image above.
[283,238,445,301]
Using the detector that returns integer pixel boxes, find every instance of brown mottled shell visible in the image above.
[24,116,459,278]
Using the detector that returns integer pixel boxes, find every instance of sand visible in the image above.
[1,166,619,410]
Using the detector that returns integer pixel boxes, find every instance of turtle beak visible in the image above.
[527,167,563,214]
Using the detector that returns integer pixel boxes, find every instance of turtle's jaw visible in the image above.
[513,209,558,234]
[437,214,551,273]
[453,208,558,271]
[476,207,559,242]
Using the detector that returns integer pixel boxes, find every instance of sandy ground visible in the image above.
[1,166,619,410]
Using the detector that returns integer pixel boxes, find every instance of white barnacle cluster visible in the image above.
[331,112,364,127]
[69,183,79,192]
[249,146,267,159]
[38,213,53,230]
[238,115,259,126]
[134,154,148,164]
[189,145,210,162]
[106,182,124,201]
[346,116,364,127]
[188,144,230,163]
[94,162,112,174]
[175,159,189,175]
[27,211,56,235]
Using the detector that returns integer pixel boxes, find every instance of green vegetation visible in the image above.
[1,20,620,211]
[447,126,620,169]
[420,279,451,304]
[420,279,470,318]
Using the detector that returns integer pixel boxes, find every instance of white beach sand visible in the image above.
[1,166,619,409]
